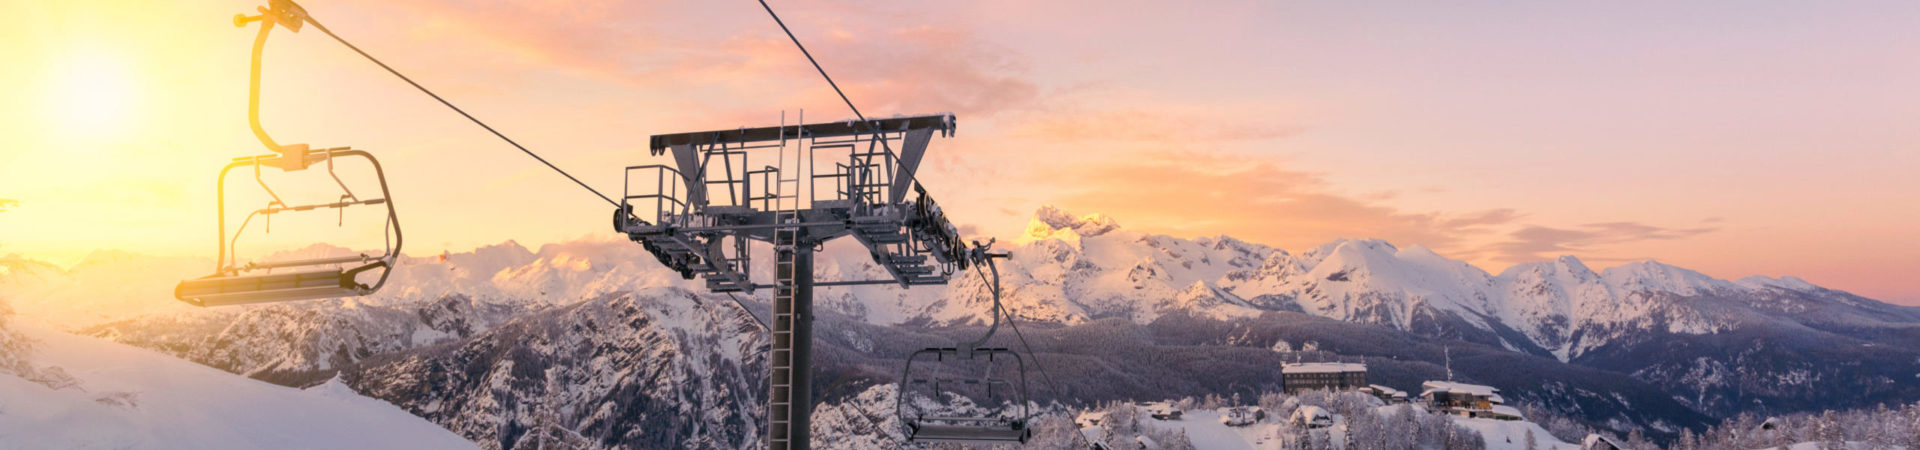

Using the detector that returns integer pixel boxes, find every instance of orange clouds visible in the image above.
[1041,150,1727,273]
[1012,107,1297,144]
[364,0,1038,121]
[1048,151,1519,255]
[359,0,657,79]
[1484,223,1718,265]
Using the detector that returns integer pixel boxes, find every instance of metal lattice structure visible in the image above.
[614,113,972,450]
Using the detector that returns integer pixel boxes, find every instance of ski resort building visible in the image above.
[1420,381,1502,409]
[1581,434,1626,450]
[1140,402,1183,420]
[1420,381,1524,420]
[1359,384,1408,404]
[1281,362,1369,393]
[1220,406,1265,427]
[1289,405,1335,429]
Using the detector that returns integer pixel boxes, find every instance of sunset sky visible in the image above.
[2,1,1916,303]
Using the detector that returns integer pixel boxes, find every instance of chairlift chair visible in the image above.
[174,0,402,307]
[897,346,1034,444]
[895,245,1034,444]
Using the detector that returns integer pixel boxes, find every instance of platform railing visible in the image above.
[621,164,692,229]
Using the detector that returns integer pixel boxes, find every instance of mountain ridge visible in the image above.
[13,204,1920,436]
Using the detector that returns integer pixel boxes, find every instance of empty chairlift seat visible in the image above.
[174,149,401,307]
[906,416,1031,444]
[894,249,1036,445]
[897,347,1035,445]
[175,261,386,307]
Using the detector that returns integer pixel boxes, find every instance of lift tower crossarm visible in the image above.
[647,114,955,155]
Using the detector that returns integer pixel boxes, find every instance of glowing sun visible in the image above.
[47,52,140,140]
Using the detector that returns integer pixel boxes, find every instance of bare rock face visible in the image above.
[344,289,767,450]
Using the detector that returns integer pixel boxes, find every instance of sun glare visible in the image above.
[47,51,140,141]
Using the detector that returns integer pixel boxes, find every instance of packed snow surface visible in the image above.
[1454,417,1575,450]
[1140,409,1576,450]
[1144,410,1258,450]
[0,324,475,449]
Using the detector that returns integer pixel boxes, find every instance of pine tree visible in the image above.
[1625,429,1656,450]
[1675,428,1698,450]
[1818,410,1845,449]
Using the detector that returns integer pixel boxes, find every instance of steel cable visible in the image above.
[303,17,621,208]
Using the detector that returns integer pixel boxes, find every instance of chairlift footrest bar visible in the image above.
[174,265,379,307]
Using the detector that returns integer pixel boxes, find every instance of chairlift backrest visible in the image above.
[894,253,1036,444]
[175,149,401,307]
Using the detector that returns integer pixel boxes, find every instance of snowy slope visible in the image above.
[1143,410,1258,450]
[0,252,204,329]
[1133,406,1578,450]
[0,322,474,449]
[1456,417,1576,450]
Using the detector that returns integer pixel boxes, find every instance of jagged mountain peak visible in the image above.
[1600,260,1737,296]
[69,249,147,267]
[1735,275,1820,292]
[468,240,534,258]
[1393,244,1484,274]
[1297,238,1397,268]
[259,242,363,262]
[0,256,65,280]
[1499,255,1600,280]
[1305,239,1489,284]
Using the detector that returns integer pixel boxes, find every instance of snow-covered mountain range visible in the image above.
[16,204,1890,364]
[810,206,1913,363]
[6,205,1918,446]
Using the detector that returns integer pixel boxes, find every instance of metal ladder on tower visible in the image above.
[767,116,805,450]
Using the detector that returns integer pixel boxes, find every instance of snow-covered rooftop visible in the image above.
[1282,362,1367,374]
[1290,405,1332,422]
[1365,384,1407,397]
[1487,405,1525,419]
[1139,402,1179,414]
[1421,380,1501,398]
[1583,433,1627,449]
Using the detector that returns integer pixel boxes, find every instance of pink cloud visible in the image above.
[359,0,1037,121]
[1049,151,1519,255]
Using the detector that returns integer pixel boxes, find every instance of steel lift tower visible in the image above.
[615,113,971,450]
